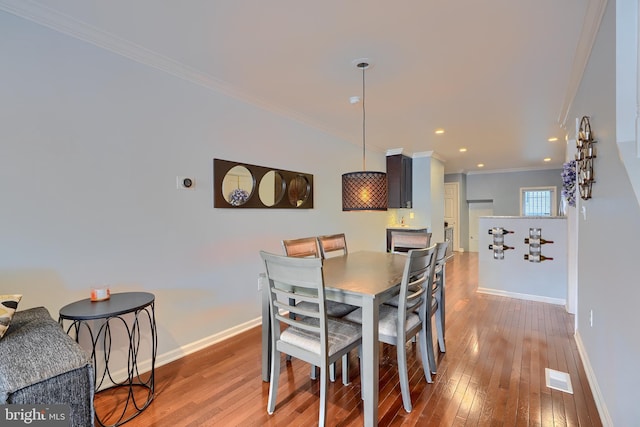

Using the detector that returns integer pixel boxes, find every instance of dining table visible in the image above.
[261,250,407,427]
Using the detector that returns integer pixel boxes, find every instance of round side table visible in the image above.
[59,292,157,427]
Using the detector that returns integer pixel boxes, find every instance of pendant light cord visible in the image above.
[361,63,367,171]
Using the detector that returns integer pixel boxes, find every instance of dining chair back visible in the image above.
[344,245,437,412]
[281,236,357,382]
[282,237,320,258]
[317,233,348,259]
[260,251,362,426]
[390,231,432,253]
[429,240,449,371]
[281,236,358,319]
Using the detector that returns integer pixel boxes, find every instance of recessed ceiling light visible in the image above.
[477,163,484,168]
[435,129,445,135]
[548,137,558,142]
[459,148,467,152]
[544,157,551,162]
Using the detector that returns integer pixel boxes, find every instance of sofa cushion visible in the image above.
[0,307,92,403]
[0,294,22,339]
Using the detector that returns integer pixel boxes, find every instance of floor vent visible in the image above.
[545,368,573,394]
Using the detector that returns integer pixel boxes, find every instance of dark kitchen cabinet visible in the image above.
[386,154,412,208]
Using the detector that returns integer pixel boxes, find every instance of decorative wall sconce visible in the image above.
[523,228,554,262]
[576,116,596,200]
[488,227,514,260]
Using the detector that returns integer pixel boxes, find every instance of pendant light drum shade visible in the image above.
[342,171,388,211]
[342,59,388,211]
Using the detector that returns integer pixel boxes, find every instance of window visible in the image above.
[520,186,557,216]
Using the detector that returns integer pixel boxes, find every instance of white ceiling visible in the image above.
[1,0,603,173]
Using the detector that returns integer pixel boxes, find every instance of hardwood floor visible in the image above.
[94,252,601,426]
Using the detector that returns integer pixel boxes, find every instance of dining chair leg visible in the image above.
[418,331,433,384]
[287,298,296,362]
[397,339,413,412]
[357,346,364,400]
[319,366,328,427]
[439,272,446,350]
[341,353,350,385]
[314,363,338,382]
[310,365,317,380]
[426,319,437,375]
[435,302,446,353]
[267,350,281,414]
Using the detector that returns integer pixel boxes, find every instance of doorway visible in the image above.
[444,182,460,251]
[468,202,494,252]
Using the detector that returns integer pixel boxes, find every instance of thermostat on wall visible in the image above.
[177,176,195,190]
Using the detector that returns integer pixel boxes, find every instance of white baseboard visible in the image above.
[574,331,613,426]
[477,287,566,306]
[98,315,262,389]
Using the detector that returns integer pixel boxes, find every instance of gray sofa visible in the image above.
[0,307,94,427]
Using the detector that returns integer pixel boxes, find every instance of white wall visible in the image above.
[430,157,445,243]
[568,1,640,424]
[0,12,389,369]
[616,0,640,202]
[478,217,567,304]
[411,154,445,242]
[410,155,432,232]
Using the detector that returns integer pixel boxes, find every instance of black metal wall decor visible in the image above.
[576,116,596,200]
[214,158,314,209]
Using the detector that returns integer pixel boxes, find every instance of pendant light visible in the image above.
[342,61,388,211]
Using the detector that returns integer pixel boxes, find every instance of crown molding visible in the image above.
[557,0,608,127]
[385,148,405,156]
[412,151,447,163]
[0,0,353,144]
[466,165,562,176]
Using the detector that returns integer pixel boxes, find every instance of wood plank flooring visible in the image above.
[94,252,601,426]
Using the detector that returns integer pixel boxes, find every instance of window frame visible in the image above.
[519,186,557,217]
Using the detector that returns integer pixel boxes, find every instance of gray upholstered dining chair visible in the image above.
[390,230,432,253]
[428,240,449,373]
[282,238,357,320]
[281,236,357,383]
[317,233,348,259]
[344,245,437,412]
[260,251,362,427]
[281,236,321,258]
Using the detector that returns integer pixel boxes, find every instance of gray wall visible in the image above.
[446,169,562,251]
[0,11,389,369]
[466,169,563,216]
[569,1,640,424]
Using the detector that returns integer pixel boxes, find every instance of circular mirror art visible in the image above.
[288,175,310,207]
[214,159,313,208]
[258,170,286,207]
[222,165,254,206]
